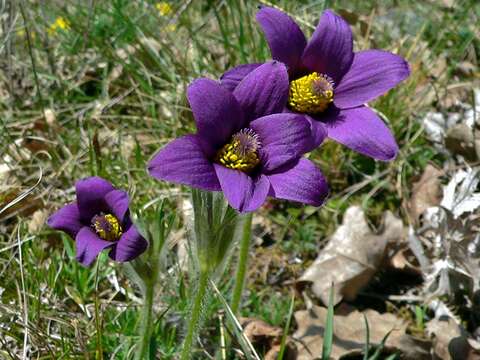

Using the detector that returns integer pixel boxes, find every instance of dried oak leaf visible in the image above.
[299,206,404,305]
[293,305,430,360]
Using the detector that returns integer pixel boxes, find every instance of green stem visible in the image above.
[136,282,155,360]
[230,212,253,315]
[181,271,209,360]
[94,260,103,360]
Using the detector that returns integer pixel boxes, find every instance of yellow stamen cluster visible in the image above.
[92,213,122,241]
[288,72,334,114]
[215,130,261,173]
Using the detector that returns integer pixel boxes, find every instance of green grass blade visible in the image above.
[368,330,393,360]
[209,280,261,360]
[363,314,370,360]
[277,292,295,360]
[384,353,399,360]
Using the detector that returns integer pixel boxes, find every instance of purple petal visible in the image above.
[250,113,313,172]
[301,10,353,84]
[324,106,398,161]
[187,78,245,149]
[213,164,270,212]
[47,203,83,238]
[109,225,148,262]
[148,135,221,191]
[334,50,410,109]
[281,109,328,151]
[268,158,329,206]
[220,63,262,91]
[305,115,328,151]
[75,177,114,222]
[233,61,289,121]
[104,190,130,224]
[75,227,114,266]
[256,6,307,72]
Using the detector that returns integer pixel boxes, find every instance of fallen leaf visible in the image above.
[241,317,282,341]
[407,164,443,223]
[441,167,480,218]
[413,203,480,298]
[445,123,477,161]
[293,305,430,359]
[422,111,448,145]
[240,318,297,360]
[426,317,473,360]
[264,343,297,360]
[299,206,404,305]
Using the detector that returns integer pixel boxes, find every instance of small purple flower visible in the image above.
[148,62,329,213]
[47,177,148,266]
[221,7,410,161]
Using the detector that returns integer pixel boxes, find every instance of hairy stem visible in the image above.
[230,212,253,315]
[94,260,103,360]
[136,282,155,360]
[180,271,209,360]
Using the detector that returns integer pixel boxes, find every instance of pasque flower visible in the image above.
[47,177,148,266]
[221,7,410,161]
[148,61,329,212]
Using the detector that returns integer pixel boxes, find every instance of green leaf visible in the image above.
[210,280,260,360]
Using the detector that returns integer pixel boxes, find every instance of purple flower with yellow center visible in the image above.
[47,177,148,266]
[148,62,329,213]
[221,7,410,161]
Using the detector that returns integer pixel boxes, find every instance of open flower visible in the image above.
[47,177,148,266]
[221,7,410,161]
[156,2,173,16]
[148,62,329,212]
[48,17,70,36]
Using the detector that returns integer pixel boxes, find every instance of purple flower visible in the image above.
[221,7,410,161]
[148,62,329,212]
[47,177,148,266]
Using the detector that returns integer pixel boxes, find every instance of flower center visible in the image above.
[288,72,334,114]
[91,213,122,241]
[215,128,261,173]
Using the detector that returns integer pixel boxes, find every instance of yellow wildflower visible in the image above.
[48,17,70,35]
[156,2,173,16]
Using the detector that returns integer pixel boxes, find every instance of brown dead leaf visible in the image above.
[241,317,282,341]
[299,206,404,305]
[264,343,297,360]
[240,318,297,360]
[445,123,477,162]
[426,318,474,360]
[407,164,443,223]
[294,305,430,360]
